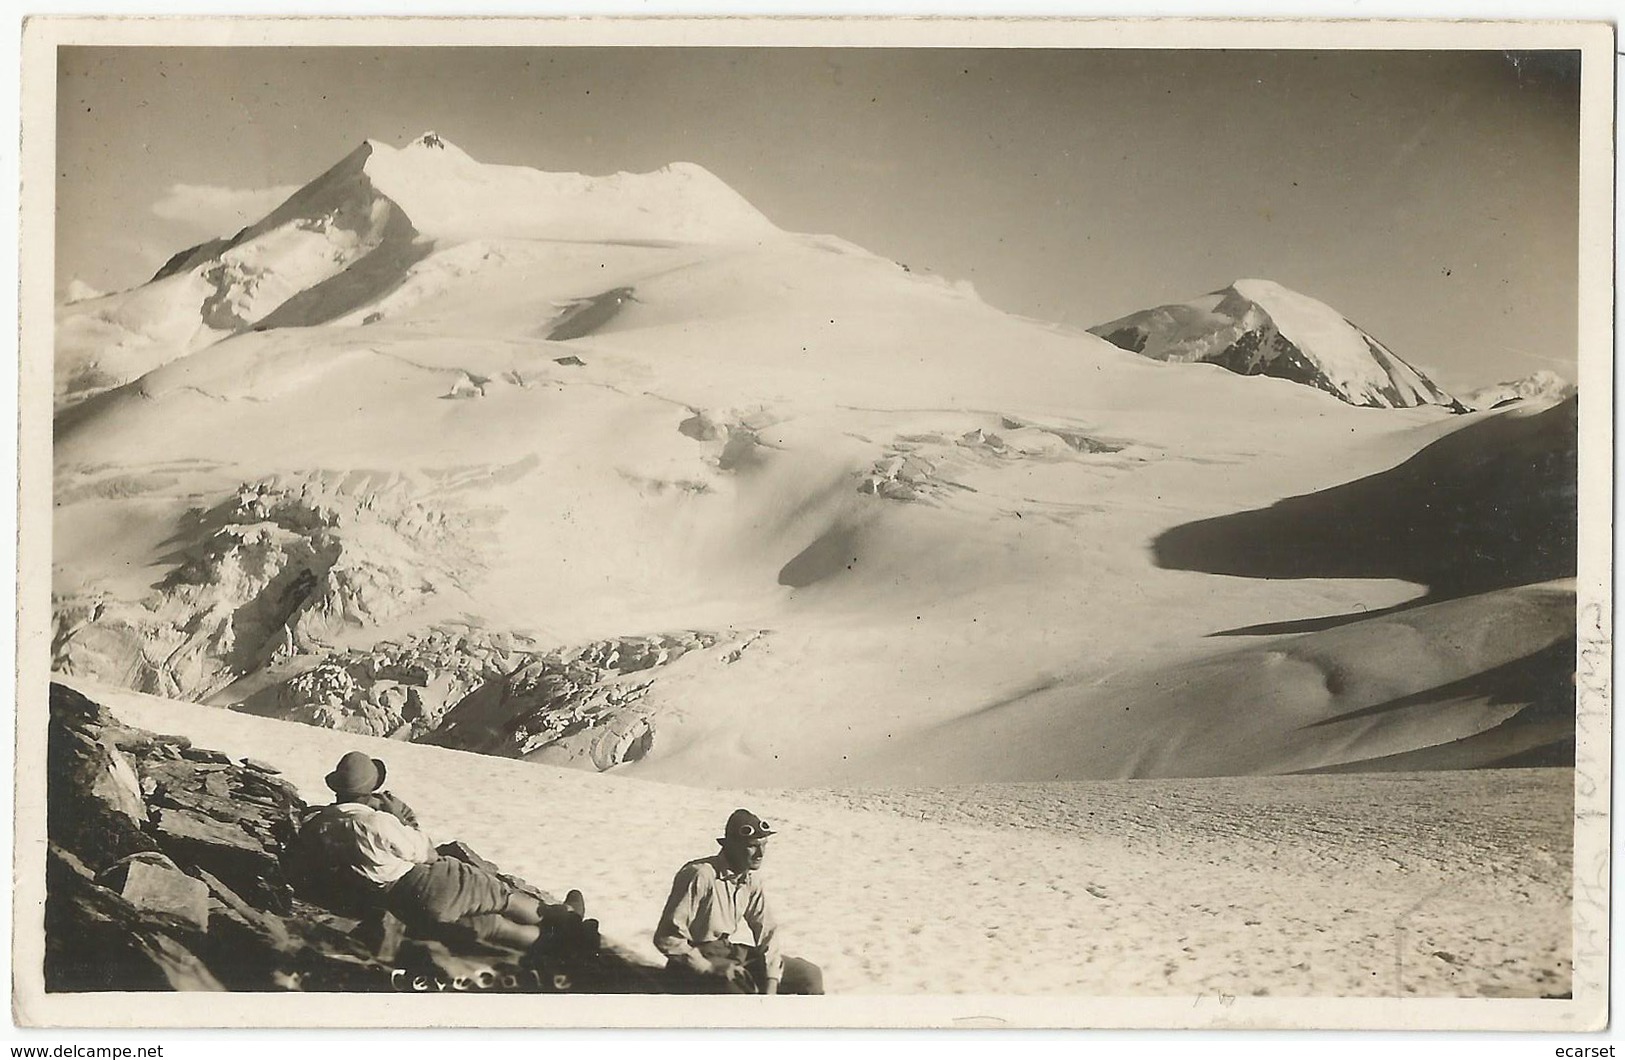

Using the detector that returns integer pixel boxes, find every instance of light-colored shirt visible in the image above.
[302,802,435,886]
[654,854,784,982]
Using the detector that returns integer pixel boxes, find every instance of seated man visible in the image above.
[654,809,824,995]
[300,751,592,958]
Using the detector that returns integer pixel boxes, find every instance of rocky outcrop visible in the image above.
[677,408,776,473]
[859,418,1126,504]
[153,139,421,335]
[425,630,730,768]
[46,683,360,991]
[247,626,747,772]
[1091,279,1464,410]
[44,683,679,994]
[545,286,637,341]
[270,625,539,739]
[52,473,479,702]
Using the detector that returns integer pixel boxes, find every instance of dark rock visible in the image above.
[196,869,287,940]
[180,746,233,765]
[45,845,223,992]
[193,871,399,992]
[48,689,161,871]
[150,783,244,823]
[101,723,192,756]
[354,910,408,962]
[96,850,182,886]
[241,757,282,775]
[47,683,107,727]
[114,858,212,930]
[192,869,302,990]
[197,903,301,991]
[233,790,287,811]
[149,808,293,915]
[150,806,260,851]
[545,286,635,342]
[226,767,303,806]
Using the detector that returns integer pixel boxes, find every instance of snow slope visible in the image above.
[843,580,1574,783]
[362,133,778,245]
[1090,279,1462,409]
[51,135,1574,786]
[80,679,1572,999]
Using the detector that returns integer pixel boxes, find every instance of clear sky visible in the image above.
[55,46,1581,390]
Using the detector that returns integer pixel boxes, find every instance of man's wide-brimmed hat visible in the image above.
[718,808,775,845]
[326,751,387,795]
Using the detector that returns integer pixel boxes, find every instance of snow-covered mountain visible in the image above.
[55,132,779,408]
[51,136,1572,784]
[1460,369,1576,411]
[1089,279,1464,410]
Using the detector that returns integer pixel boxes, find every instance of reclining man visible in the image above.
[301,751,594,956]
[654,809,824,994]
[327,750,422,827]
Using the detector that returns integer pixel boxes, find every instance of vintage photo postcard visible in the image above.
[14,15,1613,1031]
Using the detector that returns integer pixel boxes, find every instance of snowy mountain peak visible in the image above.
[1461,370,1576,411]
[352,136,778,245]
[56,135,786,404]
[371,132,476,166]
[1090,280,1462,410]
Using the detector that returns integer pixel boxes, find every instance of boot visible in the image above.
[574,917,600,957]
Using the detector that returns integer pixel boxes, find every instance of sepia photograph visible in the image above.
[13,15,1613,1031]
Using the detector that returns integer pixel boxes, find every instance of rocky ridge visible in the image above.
[44,682,678,993]
[1090,279,1464,410]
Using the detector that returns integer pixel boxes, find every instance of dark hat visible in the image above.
[717,808,775,845]
[326,751,387,796]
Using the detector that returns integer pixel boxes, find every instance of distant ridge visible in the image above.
[1090,279,1463,410]
[1461,370,1576,411]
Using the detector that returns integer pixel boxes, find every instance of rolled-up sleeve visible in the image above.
[370,811,435,865]
[654,863,705,961]
[744,880,783,982]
